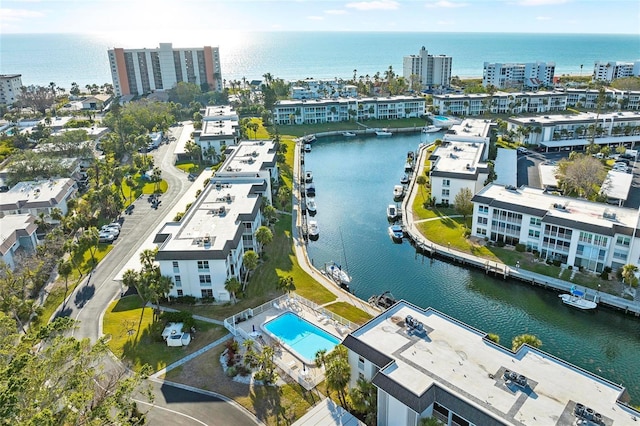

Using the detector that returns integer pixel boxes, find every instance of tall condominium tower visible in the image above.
[108,43,222,96]
[0,74,23,106]
[403,46,452,91]
[482,62,555,89]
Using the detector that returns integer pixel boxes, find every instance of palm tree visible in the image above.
[416,175,427,200]
[139,248,158,272]
[511,334,542,351]
[241,250,259,291]
[349,378,377,426]
[58,259,73,295]
[224,277,241,303]
[622,264,639,290]
[255,225,273,253]
[277,276,295,295]
[324,345,351,406]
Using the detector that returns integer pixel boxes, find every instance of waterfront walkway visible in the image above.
[401,143,640,316]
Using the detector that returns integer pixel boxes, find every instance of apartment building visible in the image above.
[343,300,640,426]
[154,179,264,300]
[482,62,555,89]
[0,74,23,106]
[0,214,39,270]
[593,60,640,83]
[0,178,77,222]
[272,96,425,125]
[192,105,240,162]
[290,79,358,100]
[107,43,222,96]
[471,184,640,272]
[403,46,452,91]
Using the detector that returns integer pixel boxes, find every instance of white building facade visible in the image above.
[108,43,222,96]
[471,184,640,273]
[0,74,23,106]
[0,178,77,222]
[192,105,240,162]
[593,60,640,83]
[290,79,358,100]
[403,46,452,91]
[482,62,555,89]
[0,214,39,270]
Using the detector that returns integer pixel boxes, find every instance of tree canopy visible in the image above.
[556,154,606,200]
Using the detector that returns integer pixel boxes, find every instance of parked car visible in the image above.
[100,226,120,237]
[187,173,197,181]
[517,147,530,155]
[98,232,116,243]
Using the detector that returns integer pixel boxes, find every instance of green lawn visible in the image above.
[103,296,227,372]
[324,301,372,325]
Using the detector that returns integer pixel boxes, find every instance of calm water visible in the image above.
[305,132,640,402]
[1,32,638,88]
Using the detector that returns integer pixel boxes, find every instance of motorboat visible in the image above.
[304,143,312,153]
[306,183,316,196]
[308,220,319,240]
[393,185,405,200]
[305,170,313,183]
[387,204,399,220]
[342,131,356,137]
[559,286,597,310]
[306,197,317,215]
[388,224,403,243]
[400,174,409,184]
[422,125,442,133]
[404,161,413,173]
[325,261,351,290]
[368,291,397,310]
[302,134,316,143]
[375,128,392,136]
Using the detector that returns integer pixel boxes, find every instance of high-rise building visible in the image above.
[483,62,555,89]
[593,60,640,83]
[403,47,452,91]
[0,74,23,106]
[107,43,222,97]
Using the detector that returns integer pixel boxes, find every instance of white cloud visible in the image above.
[425,1,468,8]
[517,0,569,6]
[307,15,324,20]
[345,0,399,11]
[0,8,45,21]
[536,15,552,20]
[325,9,348,15]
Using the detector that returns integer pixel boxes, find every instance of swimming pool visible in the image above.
[263,312,340,365]
[433,115,448,120]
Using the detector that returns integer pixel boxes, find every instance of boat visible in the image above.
[388,224,403,242]
[400,174,409,185]
[422,125,442,133]
[308,220,319,240]
[559,286,597,310]
[404,161,413,173]
[375,128,392,137]
[306,183,316,196]
[368,291,397,310]
[305,171,313,183]
[306,197,317,215]
[387,204,398,221]
[325,261,351,290]
[304,143,312,153]
[342,131,356,137]
[393,185,405,200]
[302,134,316,143]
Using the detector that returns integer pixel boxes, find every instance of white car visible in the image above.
[517,147,529,155]
[100,226,120,237]
[98,232,116,243]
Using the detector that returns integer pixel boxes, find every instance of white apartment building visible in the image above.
[482,62,555,89]
[593,60,640,83]
[430,139,489,206]
[107,43,222,96]
[0,74,23,106]
[0,214,39,270]
[290,79,358,99]
[471,184,640,272]
[272,96,425,125]
[154,179,264,300]
[343,300,640,426]
[403,46,452,91]
[0,178,77,222]
[192,105,240,161]
[506,111,640,151]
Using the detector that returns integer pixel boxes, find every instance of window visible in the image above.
[478,205,489,214]
[358,356,365,370]
[201,289,213,298]
[199,275,212,286]
[476,228,487,236]
[177,289,183,297]
[174,275,182,287]
[529,217,541,226]
[478,217,488,225]
[616,236,631,247]
[443,179,450,187]
[358,372,365,380]
[442,189,450,197]
[172,261,179,273]
[528,229,540,238]
[197,260,210,271]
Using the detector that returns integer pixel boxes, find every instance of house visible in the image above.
[343,300,640,426]
[80,94,111,110]
[0,214,39,270]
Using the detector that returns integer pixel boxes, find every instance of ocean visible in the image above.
[1,32,638,89]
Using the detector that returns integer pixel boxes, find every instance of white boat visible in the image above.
[308,220,319,239]
[388,225,403,242]
[387,204,398,220]
[400,174,409,184]
[325,261,351,289]
[306,197,317,214]
[305,171,313,183]
[302,134,316,143]
[393,185,405,200]
[422,125,442,133]
[559,286,597,310]
[306,183,316,196]
[304,143,312,152]
[375,128,392,136]
[342,131,356,137]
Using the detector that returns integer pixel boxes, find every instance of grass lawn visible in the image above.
[324,301,372,325]
[175,162,198,173]
[103,296,228,372]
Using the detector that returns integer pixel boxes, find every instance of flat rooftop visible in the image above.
[493,148,517,187]
[155,180,260,254]
[218,140,277,175]
[199,119,238,139]
[432,141,484,175]
[0,178,75,210]
[202,105,238,121]
[538,164,559,188]
[347,301,638,425]
[601,170,633,201]
[475,185,639,234]
[447,119,493,140]
[509,111,640,126]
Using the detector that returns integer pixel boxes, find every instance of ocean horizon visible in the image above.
[1,31,638,89]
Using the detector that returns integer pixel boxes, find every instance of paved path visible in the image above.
[151,333,233,379]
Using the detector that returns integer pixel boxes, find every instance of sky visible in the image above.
[1,0,639,35]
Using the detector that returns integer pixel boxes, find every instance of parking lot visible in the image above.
[516,150,640,209]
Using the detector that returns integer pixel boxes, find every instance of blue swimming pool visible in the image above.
[433,115,448,120]
[263,312,340,365]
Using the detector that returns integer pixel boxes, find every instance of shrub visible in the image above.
[515,243,526,252]
[173,295,197,305]
[226,366,237,377]
[600,270,609,280]
[552,260,561,267]
[236,364,252,377]
[200,296,215,304]
[149,321,165,343]
[568,265,573,270]
[532,250,539,257]
[496,241,505,248]
[161,311,196,331]
[604,266,612,274]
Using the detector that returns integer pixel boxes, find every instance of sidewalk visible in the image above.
[401,143,640,315]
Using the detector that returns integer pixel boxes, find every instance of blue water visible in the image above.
[1,32,638,88]
[305,131,640,402]
[264,312,340,364]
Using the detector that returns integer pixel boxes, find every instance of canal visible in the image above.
[304,131,640,403]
